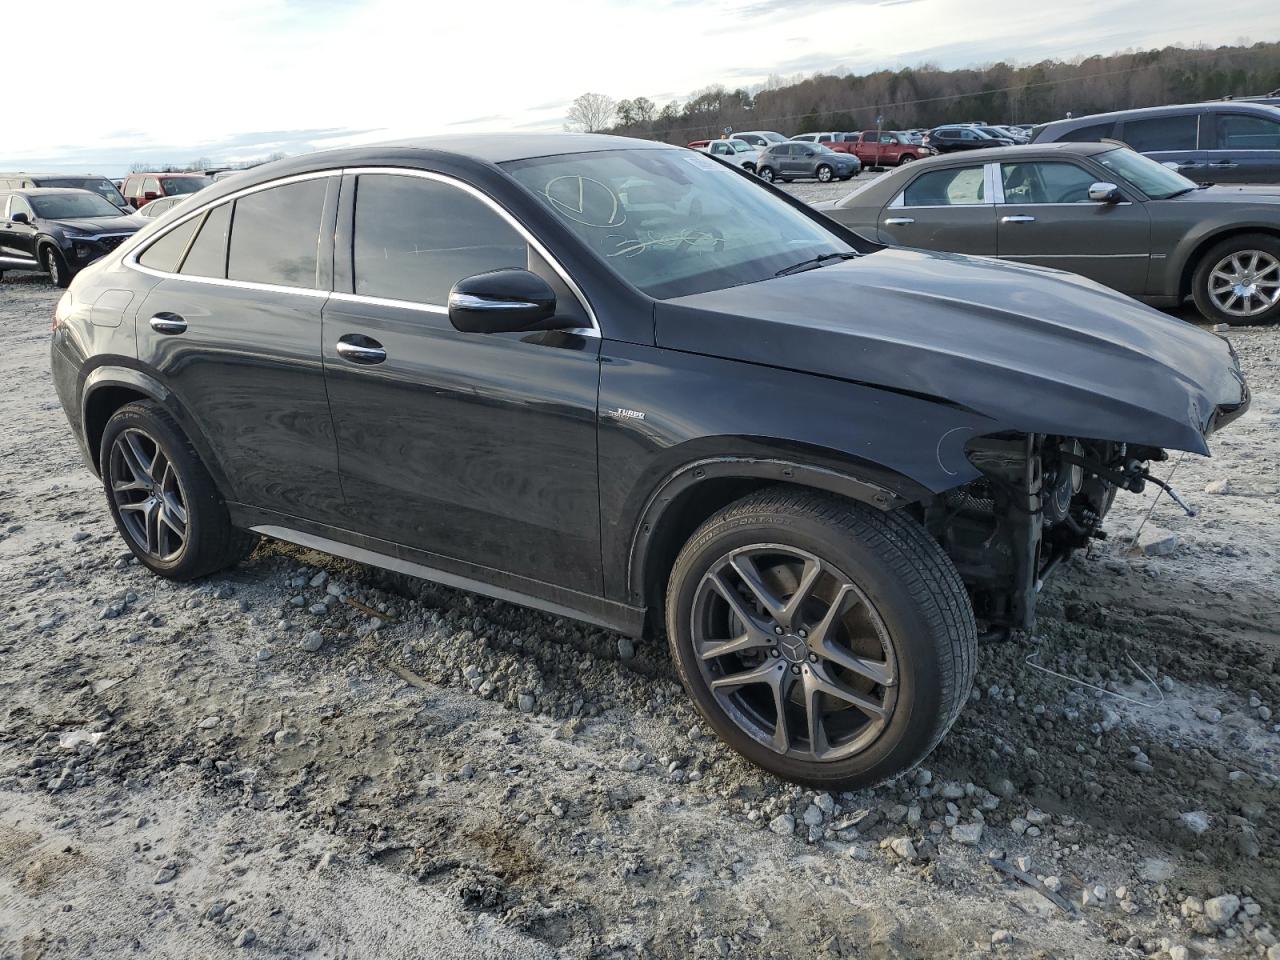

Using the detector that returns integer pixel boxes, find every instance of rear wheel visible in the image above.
[43,245,71,288]
[759,166,776,183]
[666,489,977,788]
[1192,234,1280,325]
[100,401,255,579]
[816,164,834,183]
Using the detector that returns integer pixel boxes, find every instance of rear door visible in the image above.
[878,162,997,255]
[1204,110,1280,184]
[132,174,347,525]
[321,170,603,594]
[994,158,1151,295]
[1118,112,1207,181]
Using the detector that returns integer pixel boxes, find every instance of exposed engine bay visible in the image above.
[923,434,1187,632]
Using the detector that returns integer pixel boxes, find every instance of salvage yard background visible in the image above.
[0,276,1277,958]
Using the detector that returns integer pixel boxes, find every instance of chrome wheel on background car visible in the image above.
[1193,234,1280,326]
[109,428,189,561]
[816,164,833,182]
[691,544,897,761]
[1206,250,1280,319]
[44,246,69,288]
[759,167,776,182]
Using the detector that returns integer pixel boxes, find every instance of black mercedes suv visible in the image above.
[50,134,1249,788]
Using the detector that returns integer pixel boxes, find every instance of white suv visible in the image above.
[694,138,760,173]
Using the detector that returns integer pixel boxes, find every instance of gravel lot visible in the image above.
[1,274,1278,960]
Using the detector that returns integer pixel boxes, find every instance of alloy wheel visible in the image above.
[1208,250,1280,318]
[45,249,60,286]
[690,544,898,762]
[109,428,189,561]
[817,166,833,182]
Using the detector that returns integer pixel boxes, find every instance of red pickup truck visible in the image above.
[792,131,932,166]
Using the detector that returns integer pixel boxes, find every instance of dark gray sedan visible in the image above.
[815,142,1280,324]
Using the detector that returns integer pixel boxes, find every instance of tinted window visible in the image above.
[1216,113,1280,149]
[353,174,527,305]
[139,217,201,272]
[1122,114,1197,152]
[1000,162,1098,203]
[180,203,231,278]
[161,176,212,195]
[1057,121,1115,143]
[30,193,123,218]
[903,167,986,205]
[226,179,327,288]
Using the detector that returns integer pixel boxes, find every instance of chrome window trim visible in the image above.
[123,166,600,337]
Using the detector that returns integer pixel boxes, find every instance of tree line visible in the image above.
[565,41,1280,141]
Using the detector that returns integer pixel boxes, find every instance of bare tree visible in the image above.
[565,92,617,133]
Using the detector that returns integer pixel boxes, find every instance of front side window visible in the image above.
[10,196,35,219]
[227,178,328,288]
[1216,113,1280,149]
[30,192,123,219]
[180,202,232,278]
[352,174,528,305]
[1122,114,1197,152]
[504,147,854,300]
[903,166,986,206]
[1000,162,1098,204]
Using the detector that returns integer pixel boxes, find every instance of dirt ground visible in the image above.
[0,274,1277,960]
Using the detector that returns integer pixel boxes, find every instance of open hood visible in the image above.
[656,248,1248,455]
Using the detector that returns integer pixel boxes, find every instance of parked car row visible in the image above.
[691,136,863,182]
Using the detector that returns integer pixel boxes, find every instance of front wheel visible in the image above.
[43,245,71,288]
[666,489,977,789]
[816,164,833,183]
[100,400,256,579]
[1192,234,1280,325]
[758,166,776,183]
[898,154,915,165]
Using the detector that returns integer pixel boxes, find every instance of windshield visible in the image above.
[30,192,124,219]
[39,177,126,207]
[160,176,211,195]
[504,148,853,299]
[1095,147,1197,199]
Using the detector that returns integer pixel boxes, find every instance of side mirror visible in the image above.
[448,269,563,334]
[11,212,29,224]
[1088,181,1122,203]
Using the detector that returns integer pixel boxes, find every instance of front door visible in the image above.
[322,171,603,595]
[878,162,997,255]
[0,195,40,266]
[1204,111,1280,184]
[995,159,1152,295]
[133,175,347,524]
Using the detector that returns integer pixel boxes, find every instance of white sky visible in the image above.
[7,0,1279,173]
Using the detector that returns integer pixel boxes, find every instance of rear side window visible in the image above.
[1055,121,1115,142]
[352,174,528,306]
[227,179,328,288]
[138,217,201,272]
[903,166,986,206]
[1121,114,1197,152]
[180,203,232,278]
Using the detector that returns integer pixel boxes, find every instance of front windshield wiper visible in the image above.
[774,251,859,277]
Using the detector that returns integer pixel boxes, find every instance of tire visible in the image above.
[816,164,834,183]
[758,166,776,183]
[43,245,71,288]
[666,488,977,789]
[743,163,756,175]
[898,155,915,166]
[1191,233,1280,326]
[99,400,256,580]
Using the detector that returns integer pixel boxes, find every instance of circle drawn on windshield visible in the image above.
[544,176,626,228]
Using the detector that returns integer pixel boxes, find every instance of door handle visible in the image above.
[148,313,186,335]
[336,335,386,365]
[883,217,915,225]
[1001,215,1036,224]
[1208,161,1239,168]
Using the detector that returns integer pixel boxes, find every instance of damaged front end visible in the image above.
[923,434,1189,634]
